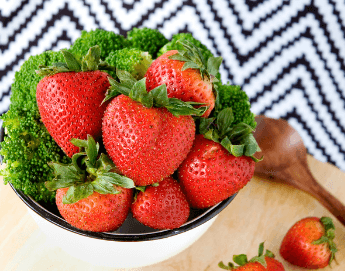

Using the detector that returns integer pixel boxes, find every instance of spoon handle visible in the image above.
[280,162,345,226]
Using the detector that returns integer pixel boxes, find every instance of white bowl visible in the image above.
[11,183,236,268]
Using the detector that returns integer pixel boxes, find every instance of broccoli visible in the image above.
[70,29,128,60]
[216,83,256,129]
[1,51,71,205]
[105,48,152,80]
[157,33,214,62]
[126,27,168,58]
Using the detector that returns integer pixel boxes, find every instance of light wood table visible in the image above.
[1,155,344,271]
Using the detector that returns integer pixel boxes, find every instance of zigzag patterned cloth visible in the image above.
[1,0,344,171]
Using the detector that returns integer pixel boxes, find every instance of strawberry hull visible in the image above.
[102,95,196,186]
[36,70,111,157]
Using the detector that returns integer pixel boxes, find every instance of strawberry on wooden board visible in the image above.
[178,107,260,209]
[36,46,113,157]
[131,176,190,230]
[219,242,285,271]
[102,70,206,186]
[280,216,338,269]
[45,135,135,232]
[145,41,223,118]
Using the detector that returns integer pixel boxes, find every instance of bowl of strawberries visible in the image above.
[1,28,260,268]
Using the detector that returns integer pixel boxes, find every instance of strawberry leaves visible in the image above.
[218,242,275,270]
[45,135,135,204]
[104,69,208,117]
[169,40,222,82]
[199,107,262,161]
[36,46,115,76]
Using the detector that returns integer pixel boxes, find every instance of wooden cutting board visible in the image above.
[1,155,344,271]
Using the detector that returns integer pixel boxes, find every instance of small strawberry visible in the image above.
[178,108,260,209]
[145,41,222,117]
[102,70,205,186]
[280,216,338,269]
[219,242,285,271]
[131,176,190,230]
[36,46,113,157]
[45,135,135,232]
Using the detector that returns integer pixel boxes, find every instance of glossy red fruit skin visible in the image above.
[56,186,133,232]
[102,94,196,186]
[233,257,285,271]
[36,71,110,157]
[178,134,255,209]
[131,177,190,230]
[145,50,215,118]
[280,217,331,269]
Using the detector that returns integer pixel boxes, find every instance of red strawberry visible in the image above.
[45,135,135,232]
[131,176,190,230]
[102,94,195,186]
[145,41,222,118]
[280,216,337,269]
[36,46,111,157]
[56,186,133,232]
[178,134,255,209]
[219,242,285,271]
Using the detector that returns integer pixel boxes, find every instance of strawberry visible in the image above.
[102,70,205,186]
[178,107,261,208]
[145,41,222,118]
[178,134,255,209]
[36,46,112,157]
[219,242,285,270]
[280,216,337,269]
[45,135,135,232]
[131,176,190,230]
[56,185,132,232]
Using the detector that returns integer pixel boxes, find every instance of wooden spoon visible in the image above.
[253,115,345,226]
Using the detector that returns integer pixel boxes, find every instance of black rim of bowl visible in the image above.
[2,125,236,241]
[10,182,236,241]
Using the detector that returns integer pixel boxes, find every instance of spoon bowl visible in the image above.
[253,115,345,226]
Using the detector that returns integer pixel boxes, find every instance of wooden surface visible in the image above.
[1,155,344,271]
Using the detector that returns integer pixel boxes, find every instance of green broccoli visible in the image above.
[1,51,71,205]
[216,83,256,129]
[126,27,168,58]
[105,48,152,80]
[70,29,128,60]
[157,33,214,62]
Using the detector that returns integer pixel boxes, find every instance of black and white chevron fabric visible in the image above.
[1,0,345,171]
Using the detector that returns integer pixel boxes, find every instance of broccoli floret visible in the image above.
[157,33,213,62]
[216,83,256,129]
[105,48,152,80]
[126,27,168,58]
[1,51,70,205]
[70,29,128,60]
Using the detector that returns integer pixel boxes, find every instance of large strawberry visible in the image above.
[145,41,222,117]
[102,70,205,186]
[178,108,260,209]
[219,242,285,271]
[280,216,338,269]
[45,135,135,232]
[36,46,112,157]
[131,176,190,230]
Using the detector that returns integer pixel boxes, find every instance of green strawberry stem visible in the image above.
[312,217,338,266]
[168,40,222,83]
[103,69,208,117]
[218,242,274,270]
[45,135,135,204]
[198,107,262,161]
[36,45,115,76]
